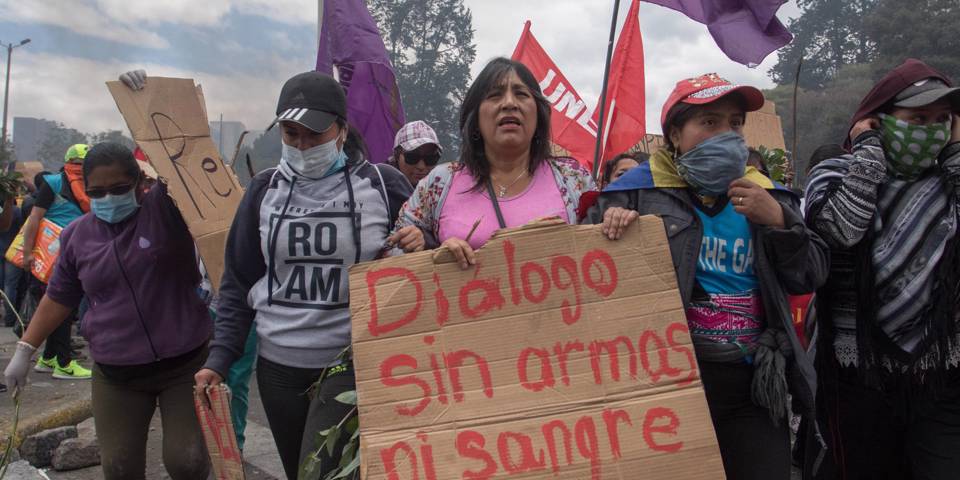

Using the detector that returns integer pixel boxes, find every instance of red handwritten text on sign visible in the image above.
[350,219,725,479]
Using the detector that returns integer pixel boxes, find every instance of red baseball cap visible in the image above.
[660,73,765,133]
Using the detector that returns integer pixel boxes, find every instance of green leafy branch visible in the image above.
[0,171,24,202]
[299,347,361,480]
[0,287,28,478]
[756,145,792,186]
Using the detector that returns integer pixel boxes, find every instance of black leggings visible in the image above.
[256,356,356,480]
[700,360,791,480]
[823,367,960,480]
[32,280,73,367]
[42,314,73,367]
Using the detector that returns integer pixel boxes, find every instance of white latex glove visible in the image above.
[5,341,37,395]
[119,69,147,90]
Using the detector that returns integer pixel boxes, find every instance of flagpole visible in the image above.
[591,0,622,180]
[790,56,803,187]
[512,21,532,59]
[318,0,324,48]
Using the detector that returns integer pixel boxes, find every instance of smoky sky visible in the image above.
[0,0,798,137]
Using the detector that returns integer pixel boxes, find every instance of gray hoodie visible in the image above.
[204,157,412,377]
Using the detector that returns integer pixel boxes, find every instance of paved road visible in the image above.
[43,378,285,480]
[0,326,92,443]
[0,323,284,479]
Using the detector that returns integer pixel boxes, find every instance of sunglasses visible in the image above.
[85,183,136,199]
[404,152,441,167]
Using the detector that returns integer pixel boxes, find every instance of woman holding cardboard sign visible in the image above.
[4,142,213,479]
[587,74,830,480]
[194,71,412,479]
[390,57,596,261]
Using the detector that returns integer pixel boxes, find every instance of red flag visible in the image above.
[511,21,598,168]
[594,0,646,168]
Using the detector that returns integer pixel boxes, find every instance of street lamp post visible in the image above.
[1,38,31,150]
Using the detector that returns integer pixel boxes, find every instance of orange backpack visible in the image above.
[63,163,91,213]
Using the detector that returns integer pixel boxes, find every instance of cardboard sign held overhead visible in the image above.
[107,77,243,290]
[349,217,725,479]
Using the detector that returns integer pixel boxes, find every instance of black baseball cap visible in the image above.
[271,71,347,132]
[893,78,960,109]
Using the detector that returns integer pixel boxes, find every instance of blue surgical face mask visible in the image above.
[676,131,749,196]
[280,134,347,179]
[91,189,140,224]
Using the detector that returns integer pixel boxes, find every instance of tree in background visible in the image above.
[36,126,136,171]
[369,0,476,161]
[88,130,135,151]
[235,128,281,187]
[0,142,14,172]
[769,0,878,89]
[0,140,24,198]
[863,0,960,80]
[764,63,878,178]
[36,123,87,170]
[766,0,960,183]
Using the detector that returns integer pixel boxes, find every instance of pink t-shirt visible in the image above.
[438,162,568,249]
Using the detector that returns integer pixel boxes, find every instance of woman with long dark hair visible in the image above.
[389,57,595,259]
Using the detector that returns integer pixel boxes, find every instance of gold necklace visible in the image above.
[495,170,527,198]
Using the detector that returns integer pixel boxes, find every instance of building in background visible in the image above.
[741,101,786,151]
[15,161,44,184]
[12,117,57,162]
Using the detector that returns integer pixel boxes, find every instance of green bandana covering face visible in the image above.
[879,113,951,179]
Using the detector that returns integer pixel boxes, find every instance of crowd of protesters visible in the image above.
[0,146,94,392]
[0,55,957,480]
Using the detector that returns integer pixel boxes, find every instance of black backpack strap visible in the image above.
[485,180,507,229]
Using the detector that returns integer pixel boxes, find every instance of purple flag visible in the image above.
[317,0,405,163]
[644,0,793,66]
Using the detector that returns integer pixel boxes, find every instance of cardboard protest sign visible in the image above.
[107,77,243,290]
[350,217,725,479]
[194,385,245,480]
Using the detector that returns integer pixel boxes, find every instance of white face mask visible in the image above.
[280,134,346,179]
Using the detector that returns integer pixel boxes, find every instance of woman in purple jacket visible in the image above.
[4,142,211,479]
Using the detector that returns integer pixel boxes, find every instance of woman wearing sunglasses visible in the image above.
[387,120,444,187]
[4,142,212,479]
